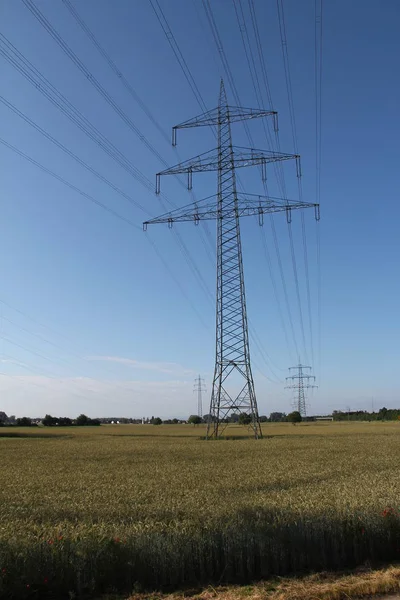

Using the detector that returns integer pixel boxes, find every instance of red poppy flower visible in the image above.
[44,577,48,584]
[114,537,120,543]
[1,568,6,574]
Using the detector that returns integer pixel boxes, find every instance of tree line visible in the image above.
[2,407,400,428]
[0,412,100,427]
[332,407,400,421]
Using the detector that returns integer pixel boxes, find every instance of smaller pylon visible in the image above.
[193,375,206,418]
[285,363,317,417]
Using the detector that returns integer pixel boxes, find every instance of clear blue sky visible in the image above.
[0,0,399,418]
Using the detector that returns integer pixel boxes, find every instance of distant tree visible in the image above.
[238,413,252,425]
[202,414,213,424]
[0,411,8,424]
[378,407,388,421]
[188,415,202,426]
[58,417,73,426]
[172,418,179,424]
[16,417,33,427]
[287,411,302,424]
[259,415,269,422]
[43,414,57,426]
[270,412,286,422]
[151,417,162,425]
[230,412,239,423]
[76,414,90,426]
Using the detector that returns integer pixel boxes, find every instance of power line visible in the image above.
[0,134,211,332]
[269,216,300,359]
[247,321,284,382]
[0,135,211,338]
[60,0,217,277]
[0,297,207,400]
[315,0,323,383]
[26,0,217,313]
[287,220,309,364]
[21,0,172,170]
[1,309,143,406]
[301,210,314,366]
[259,225,296,363]
[37,0,205,207]
[0,136,142,230]
[0,356,69,396]
[276,0,299,154]
[257,0,312,369]
[200,0,306,373]
[275,0,315,367]
[315,0,323,206]
[0,32,189,220]
[316,216,322,384]
[145,0,217,261]
[230,0,303,366]
[62,0,172,148]
[0,33,215,322]
[0,33,158,194]
[145,233,212,331]
[0,95,150,215]
[149,0,208,114]
[0,321,150,406]
[0,341,106,406]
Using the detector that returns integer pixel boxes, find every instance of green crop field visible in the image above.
[1,422,400,598]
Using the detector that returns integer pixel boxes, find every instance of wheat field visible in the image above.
[1,421,400,598]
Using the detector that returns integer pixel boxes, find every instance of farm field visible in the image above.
[1,421,400,598]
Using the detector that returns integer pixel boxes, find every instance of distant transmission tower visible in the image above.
[144,80,320,439]
[193,375,206,418]
[285,363,317,417]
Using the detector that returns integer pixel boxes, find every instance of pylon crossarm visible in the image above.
[157,148,218,178]
[143,194,319,229]
[155,148,301,194]
[172,106,277,145]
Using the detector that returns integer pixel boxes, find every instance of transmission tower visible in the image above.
[193,375,206,418]
[144,80,320,439]
[285,363,317,417]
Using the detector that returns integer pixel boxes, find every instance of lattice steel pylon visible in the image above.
[285,363,317,417]
[144,80,320,439]
[194,375,206,418]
